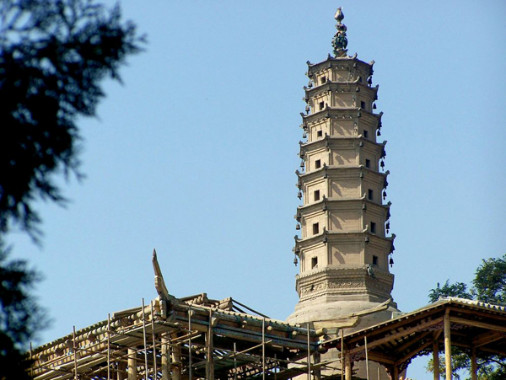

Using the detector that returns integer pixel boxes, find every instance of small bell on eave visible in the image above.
[383,190,387,200]
[389,257,394,267]
[377,129,381,136]
[305,105,310,114]
[294,255,298,266]
[298,191,302,199]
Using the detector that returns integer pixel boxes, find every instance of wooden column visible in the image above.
[116,361,126,380]
[470,347,477,380]
[432,339,440,380]
[392,365,399,380]
[444,310,452,380]
[161,334,169,380]
[127,348,137,380]
[313,352,321,380]
[206,312,215,380]
[344,353,352,380]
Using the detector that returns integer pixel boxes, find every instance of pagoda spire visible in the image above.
[332,7,348,57]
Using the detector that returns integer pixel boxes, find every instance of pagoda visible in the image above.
[288,8,399,330]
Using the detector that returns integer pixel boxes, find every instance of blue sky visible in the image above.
[7,1,506,378]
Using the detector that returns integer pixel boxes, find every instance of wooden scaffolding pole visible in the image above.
[188,308,193,380]
[206,310,215,380]
[151,301,158,378]
[444,309,452,380]
[364,336,369,380]
[107,314,111,380]
[307,323,311,380]
[73,326,78,380]
[341,329,344,380]
[142,299,149,379]
[262,317,266,380]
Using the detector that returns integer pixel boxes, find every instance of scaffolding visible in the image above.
[29,252,506,380]
[30,292,331,380]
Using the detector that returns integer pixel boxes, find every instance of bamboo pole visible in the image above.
[206,310,215,380]
[341,329,344,380]
[444,309,452,380]
[151,301,157,379]
[234,342,237,380]
[30,342,33,379]
[188,308,193,380]
[107,314,111,380]
[73,326,78,380]
[307,322,311,380]
[364,336,369,380]
[142,299,149,379]
[274,353,278,380]
[262,317,266,380]
[233,342,237,380]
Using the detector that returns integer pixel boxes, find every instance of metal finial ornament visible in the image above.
[332,7,348,57]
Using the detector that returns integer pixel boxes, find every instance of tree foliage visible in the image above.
[0,0,143,241]
[473,256,506,305]
[0,1,143,378]
[428,280,472,303]
[427,254,506,379]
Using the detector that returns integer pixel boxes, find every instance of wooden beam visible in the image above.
[348,317,443,355]
[473,331,504,348]
[394,339,433,368]
[345,308,444,346]
[450,316,506,333]
[394,330,431,353]
[367,351,395,365]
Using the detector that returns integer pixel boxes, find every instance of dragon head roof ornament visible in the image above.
[332,7,348,57]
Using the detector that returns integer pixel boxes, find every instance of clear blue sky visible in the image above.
[7,1,506,378]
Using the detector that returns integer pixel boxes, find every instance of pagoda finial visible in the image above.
[332,7,348,57]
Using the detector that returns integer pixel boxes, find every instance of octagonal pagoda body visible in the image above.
[287,53,399,327]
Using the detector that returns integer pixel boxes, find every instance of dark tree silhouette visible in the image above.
[0,243,47,380]
[0,0,143,240]
[0,1,143,378]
